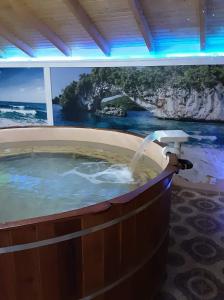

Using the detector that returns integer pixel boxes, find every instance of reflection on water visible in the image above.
[53,105,224,149]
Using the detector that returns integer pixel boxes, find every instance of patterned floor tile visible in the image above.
[181,236,224,265]
[175,268,224,300]
[158,187,224,300]
[185,214,223,234]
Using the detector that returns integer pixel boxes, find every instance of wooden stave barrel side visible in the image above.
[0,172,173,300]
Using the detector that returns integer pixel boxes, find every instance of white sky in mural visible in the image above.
[51,67,92,98]
[0,68,45,103]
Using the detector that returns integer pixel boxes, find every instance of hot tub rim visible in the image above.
[0,126,178,230]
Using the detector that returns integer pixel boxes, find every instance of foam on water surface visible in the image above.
[62,163,135,184]
[0,108,37,115]
[0,141,159,223]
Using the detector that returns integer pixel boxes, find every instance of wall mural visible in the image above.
[51,66,224,185]
[0,68,47,127]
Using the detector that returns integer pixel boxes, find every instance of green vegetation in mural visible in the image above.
[52,65,224,120]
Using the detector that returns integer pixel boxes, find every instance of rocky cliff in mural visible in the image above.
[53,66,224,121]
[130,84,224,121]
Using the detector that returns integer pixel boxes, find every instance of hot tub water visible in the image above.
[0,140,159,223]
[62,163,134,184]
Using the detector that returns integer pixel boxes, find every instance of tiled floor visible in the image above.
[157,187,224,300]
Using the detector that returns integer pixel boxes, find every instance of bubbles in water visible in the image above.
[0,139,160,223]
[4,148,11,153]
[62,162,135,185]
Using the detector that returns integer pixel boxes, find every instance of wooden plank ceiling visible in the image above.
[0,0,222,58]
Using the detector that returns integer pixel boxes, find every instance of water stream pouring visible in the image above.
[130,130,190,173]
[129,133,157,172]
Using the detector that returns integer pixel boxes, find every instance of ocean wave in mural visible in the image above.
[0,68,47,127]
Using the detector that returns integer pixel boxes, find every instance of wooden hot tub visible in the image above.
[0,127,179,300]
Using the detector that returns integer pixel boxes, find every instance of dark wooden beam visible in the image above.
[129,0,154,51]
[0,22,35,57]
[63,0,110,56]
[197,0,207,51]
[9,0,71,56]
[0,48,5,58]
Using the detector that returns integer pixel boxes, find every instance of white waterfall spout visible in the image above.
[130,130,189,173]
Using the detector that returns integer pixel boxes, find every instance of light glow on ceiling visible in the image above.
[0,45,224,62]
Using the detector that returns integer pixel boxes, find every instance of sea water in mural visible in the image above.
[0,68,47,127]
[51,66,224,183]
